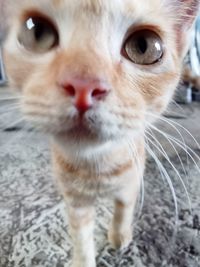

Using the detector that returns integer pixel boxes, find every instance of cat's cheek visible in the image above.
[3,51,35,90]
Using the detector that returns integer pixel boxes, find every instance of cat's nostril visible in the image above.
[92,88,108,99]
[64,85,76,96]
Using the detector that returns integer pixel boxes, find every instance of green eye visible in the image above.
[123,30,163,65]
[18,16,59,53]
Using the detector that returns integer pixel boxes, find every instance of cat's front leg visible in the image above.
[108,199,135,250]
[67,203,96,267]
[108,173,141,250]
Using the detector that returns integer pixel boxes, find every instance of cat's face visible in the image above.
[2,0,199,145]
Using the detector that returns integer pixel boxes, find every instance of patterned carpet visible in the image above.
[0,129,200,267]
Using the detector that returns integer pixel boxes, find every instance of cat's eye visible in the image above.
[18,16,59,53]
[123,30,163,65]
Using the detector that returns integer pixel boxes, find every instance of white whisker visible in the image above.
[0,102,21,109]
[147,112,200,151]
[126,139,145,220]
[145,143,178,227]
[169,100,186,114]
[149,124,200,173]
[145,131,192,212]
[0,96,22,101]
[0,119,39,148]
[146,112,192,170]
[147,126,188,183]
[2,117,25,130]
[0,105,21,116]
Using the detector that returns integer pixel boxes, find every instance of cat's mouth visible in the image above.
[58,114,103,142]
[68,122,96,138]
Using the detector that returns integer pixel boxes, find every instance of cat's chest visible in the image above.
[52,143,134,198]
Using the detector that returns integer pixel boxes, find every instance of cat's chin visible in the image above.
[53,120,122,148]
[54,125,140,152]
[55,125,109,146]
[62,125,102,142]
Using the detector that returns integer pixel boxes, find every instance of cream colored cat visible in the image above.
[1,0,199,266]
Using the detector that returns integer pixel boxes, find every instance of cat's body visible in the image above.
[1,0,199,266]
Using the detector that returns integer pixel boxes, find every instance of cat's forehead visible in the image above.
[8,0,170,33]
[12,0,165,17]
[51,0,137,12]
[52,0,162,9]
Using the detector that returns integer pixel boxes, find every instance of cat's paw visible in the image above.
[108,227,132,250]
[70,259,96,267]
[70,264,96,267]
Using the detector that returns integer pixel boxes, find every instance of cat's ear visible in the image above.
[177,0,199,29]
[172,0,200,57]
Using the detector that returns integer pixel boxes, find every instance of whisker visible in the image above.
[1,117,25,130]
[145,132,192,212]
[0,118,39,148]
[146,127,188,183]
[147,112,200,151]
[126,139,145,220]
[0,118,27,148]
[0,106,21,116]
[168,119,200,151]
[0,102,21,109]
[146,112,190,168]
[145,143,178,227]
[0,96,22,101]
[169,100,186,114]
[149,124,200,173]
[148,127,190,198]
[146,112,188,148]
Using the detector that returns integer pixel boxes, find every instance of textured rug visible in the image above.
[0,129,200,267]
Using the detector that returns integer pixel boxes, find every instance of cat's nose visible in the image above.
[60,78,110,113]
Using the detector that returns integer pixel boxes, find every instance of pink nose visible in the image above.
[60,78,110,113]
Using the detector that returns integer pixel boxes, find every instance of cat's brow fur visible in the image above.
[1,0,199,266]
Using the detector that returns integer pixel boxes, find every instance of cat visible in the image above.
[1,0,199,266]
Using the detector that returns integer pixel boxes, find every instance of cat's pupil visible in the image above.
[32,20,51,42]
[136,37,148,54]
[34,22,45,41]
